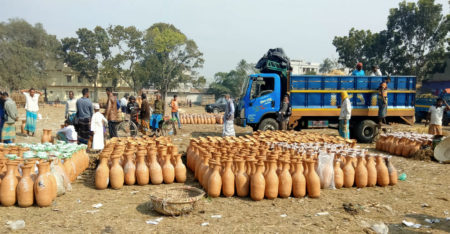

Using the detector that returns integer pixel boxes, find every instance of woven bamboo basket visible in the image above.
[148,186,205,216]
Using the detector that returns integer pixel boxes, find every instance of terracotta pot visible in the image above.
[148,149,163,185]
[355,156,368,188]
[264,160,279,199]
[250,161,265,201]
[198,154,210,187]
[34,161,53,207]
[202,162,214,192]
[95,156,110,189]
[409,141,422,157]
[136,153,149,185]
[385,157,397,186]
[395,138,406,156]
[162,153,175,184]
[21,120,26,134]
[366,156,377,187]
[376,156,389,187]
[306,160,320,198]
[124,153,136,185]
[207,161,222,198]
[174,154,186,183]
[343,156,355,188]
[334,160,344,189]
[63,156,76,182]
[221,160,234,197]
[235,160,249,197]
[17,163,34,207]
[292,161,306,197]
[41,129,52,143]
[110,155,124,189]
[278,160,292,198]
[0,161,19,206]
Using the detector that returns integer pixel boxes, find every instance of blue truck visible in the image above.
[415,93,450,125]
[235,72,416,143]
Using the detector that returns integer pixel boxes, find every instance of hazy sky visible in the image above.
[1,0,448,80]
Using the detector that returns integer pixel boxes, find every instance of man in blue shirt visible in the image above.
[351,62,365,76]
[75,88,93,144]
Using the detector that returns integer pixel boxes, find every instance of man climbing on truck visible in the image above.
[338,91,352,139]
[377,76,391,128]
[278,95,291,130]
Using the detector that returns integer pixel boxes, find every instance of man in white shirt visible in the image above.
[370,65,382,76]
[120,94,128,113]
[65,91,77,124]
[338,91,352,139]
[21,88,43,136]
[426,98,449,135]
[56,120,78,143]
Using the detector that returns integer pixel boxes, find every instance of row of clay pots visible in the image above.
[0,148,89,208]
[179,114,224,125]
[95,136,187,190]
[376,133,432,157]
[187,132,397,201]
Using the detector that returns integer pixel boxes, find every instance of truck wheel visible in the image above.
[259,118,279,131]
[213,108,219,114]
[354,120,377,143]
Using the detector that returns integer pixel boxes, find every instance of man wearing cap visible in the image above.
[91,103,108,151]
[338,91,352,139]
[351,62,365,76]
[426,98,450,135]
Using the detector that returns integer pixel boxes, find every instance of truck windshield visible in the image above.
[250,77,274,99]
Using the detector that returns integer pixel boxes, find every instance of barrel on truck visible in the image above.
[235,73,416,143]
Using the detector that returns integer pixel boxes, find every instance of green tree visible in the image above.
[102,25,144,93]
[0,19,61,91]
[208,59,257,98]
[61,26,111,101]
[139,23,204,110]
[319,58,337,73]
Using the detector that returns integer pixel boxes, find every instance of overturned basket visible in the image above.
[149,186,205,216]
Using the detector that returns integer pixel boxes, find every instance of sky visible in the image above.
[0,0,448,81]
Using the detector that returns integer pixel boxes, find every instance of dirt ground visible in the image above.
[1,106,449,233]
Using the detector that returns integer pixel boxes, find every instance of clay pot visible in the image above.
[0,161,19,206]
[148,149,163,185]
[366,156,377,187]
[306,160,320,198]
[17,164,34,207]
[95,156,109,189]
[63,156,77,182]
[136,153,149,185]
[174,154,186,183]
[376,156,389,187]
[235,160,249,197]
[355,156,368,188]
[41,129,52,143]
[34,161,53,207]
[124,153,136,185]
[343,156,355,188]
[278,161,292,198]
[207,161,222,198]
[334,160,344,189]
[198,154,210,187]
[162,153,175,184]
[292,161,306,197]
[202,162,213,192]
[395,138,406,156]
[250,162,265,201]
[385,157,397,186]
[221,160,234,197]
[110,155,124,189]
[21,120,26,134]
[264,160,279,199]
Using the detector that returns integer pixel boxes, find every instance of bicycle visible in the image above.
[153,117,177,137]
[115,113,139,137]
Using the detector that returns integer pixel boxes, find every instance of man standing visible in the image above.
[171,95,181,129]
[278,95,291,130]
[377,76,391,127]
[1,92,18,143]
[0,92,4,141]
[139,93,150,134]
[21,88,43,136]
[151,93,164,131]
[370,65,382,76]
[351,62,365,76]
[339,91,352,139]
[222,94,235,137]
[105,87,119,138]
[76,88,93,144]
[120,94,128,113]
[426,98,450,135]
[65,91,77,124]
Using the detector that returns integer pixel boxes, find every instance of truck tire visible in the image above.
[354,120,377,143]
[258,118,279,131]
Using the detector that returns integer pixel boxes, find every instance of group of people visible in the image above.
[351,62,383,77]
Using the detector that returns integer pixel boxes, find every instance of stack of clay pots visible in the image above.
[187,131,397,201]
[95,136,187,190]
[376,132,433,157]
[0,143,89,207]
[179,114,224,125]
